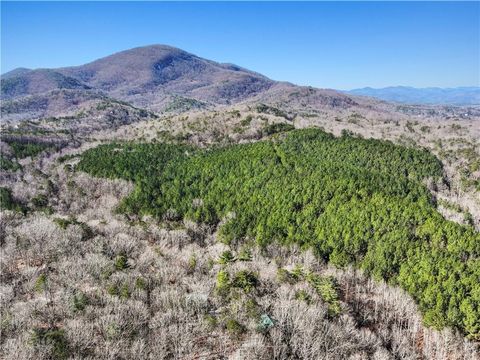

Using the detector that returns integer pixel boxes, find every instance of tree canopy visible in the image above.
[78,128,480,339]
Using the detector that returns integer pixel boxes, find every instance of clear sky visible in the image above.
[1,1,479,89]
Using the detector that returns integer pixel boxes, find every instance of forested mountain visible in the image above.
[1,45,275,114]
[5,45,479,122]
[1,45,479,359]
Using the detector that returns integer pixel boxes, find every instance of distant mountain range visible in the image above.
[344,86,480,106]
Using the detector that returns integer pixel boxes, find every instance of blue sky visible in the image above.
[1,1,479,89]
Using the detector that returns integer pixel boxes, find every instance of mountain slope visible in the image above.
[2,45,479,122]
[345,86,480,105]
[1,69,91,100]
[1,45,275,111]
[1,67,32,80]
[1,45,480,360]
[0,89,106,122]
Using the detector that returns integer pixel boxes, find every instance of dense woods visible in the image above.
[3,138,59,159]
[78,128,480,339]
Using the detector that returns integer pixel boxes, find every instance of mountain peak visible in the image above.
[1,67,32,79]
[2,45,275,110]
[90,44,192,63]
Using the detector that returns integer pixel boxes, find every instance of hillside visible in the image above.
[3,45,480,125]
[1,45,479,359]
[1,69,90,100]
[1,45,275,114]
[77,129,478,338]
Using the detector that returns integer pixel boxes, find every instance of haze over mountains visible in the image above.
[345,86,480,106]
